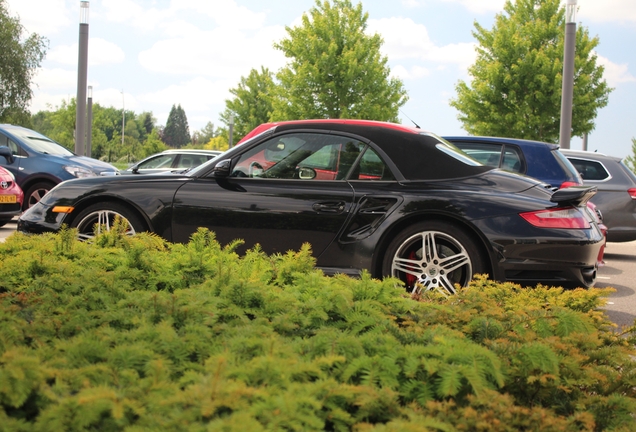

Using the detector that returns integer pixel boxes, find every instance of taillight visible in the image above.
[629,188,636,200]
[559,181,582,189]
[519,207,590,229]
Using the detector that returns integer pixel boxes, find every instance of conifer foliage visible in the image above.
[0,226,635,430]
[162,104,191,148]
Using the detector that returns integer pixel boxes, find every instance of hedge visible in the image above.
[0,224,635,431]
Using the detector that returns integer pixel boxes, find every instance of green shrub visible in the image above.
[0,227,634,431]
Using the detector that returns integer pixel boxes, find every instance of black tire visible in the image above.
[0,218,11,228]
[23,181,56,211]
[70,202,146,240]
[381,221,485,295]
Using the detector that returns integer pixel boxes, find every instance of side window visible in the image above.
[230,133,365,180]
[501,147,523,173]
[0,135,20,155]
[177,154,208,169]
[353,147,395,180]
[568,158,610,181]
[452,142,503,167]
[139,154,174,169]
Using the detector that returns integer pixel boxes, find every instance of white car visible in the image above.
[122,149,223,174]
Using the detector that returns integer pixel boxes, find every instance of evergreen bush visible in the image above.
[0,226,634,431]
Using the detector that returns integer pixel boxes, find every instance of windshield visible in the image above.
[8,127,74,156]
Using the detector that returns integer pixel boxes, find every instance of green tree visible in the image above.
[271,0,407,121]
[192,121,220,146]
[0,0,48,124]
[162,104,190,148]
[625,138,636,174]
[221,67,276,143]
[450,0,612,143]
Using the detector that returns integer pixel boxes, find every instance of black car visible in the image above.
[0,124,120,210]
[444,136,583,190]
[562,149,636,242]
[18,120,604,292]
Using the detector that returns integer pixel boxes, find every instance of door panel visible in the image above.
[171,178,354,256]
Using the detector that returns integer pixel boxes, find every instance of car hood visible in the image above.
[66,155,120,174]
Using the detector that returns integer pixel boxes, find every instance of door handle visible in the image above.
[312,201,346,214]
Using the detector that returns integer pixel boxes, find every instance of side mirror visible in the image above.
[0,146,14,164]
[212,159,232,177]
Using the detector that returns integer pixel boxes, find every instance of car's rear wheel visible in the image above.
[23,181,56,211]
[382,221,485,295]
[71,202,145,240]
[0,218,11,228]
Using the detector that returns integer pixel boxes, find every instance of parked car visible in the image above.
[444,136,607,265]
[0,124,120,211]
[18,120,604,291]
[0,166,23,227]
[121,149,223,174]
[444,136,583,190]
[561,149,636,243]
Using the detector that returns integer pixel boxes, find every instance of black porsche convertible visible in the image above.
[17,120,604,293]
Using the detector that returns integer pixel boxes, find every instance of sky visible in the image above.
[5,0,636,158]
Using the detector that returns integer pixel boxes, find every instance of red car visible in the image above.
[0,166,23,227]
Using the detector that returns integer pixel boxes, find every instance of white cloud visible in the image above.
[596,54,636,87]
[5,0,71,35]
[47,38,125,67]
[368,17,477,69]
[136,77,235,125]
[391,65,431,80]
[32,68,76,89]
[138,25,287,79]
[577,0,636,23]
[439,0,506,14]
[401,0,421,8]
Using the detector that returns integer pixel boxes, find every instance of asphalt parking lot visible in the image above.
[1,219,634,329]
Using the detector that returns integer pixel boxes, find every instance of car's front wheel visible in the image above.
[23,181,56,211]
[71,202,146,240]
[382,221,485,295]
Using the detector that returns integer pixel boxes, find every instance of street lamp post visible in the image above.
[75,1,90,155]
[559,0,577,150]
[121,90,125,146]
[86,85,93,157]
[228,113,234,148]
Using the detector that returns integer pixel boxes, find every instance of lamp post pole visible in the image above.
[121,90,125,146]
[75,1,90,155]
[559,0,577,150]
[86,85,93,157]
[228,113,234,148]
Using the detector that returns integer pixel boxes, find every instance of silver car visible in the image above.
[562,149,636,242]
[122,149,223,175]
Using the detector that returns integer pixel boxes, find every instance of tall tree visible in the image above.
[222,67,276,143]
[450,0,612,143]
[162,104,190,148]
[0,0,48,124]
[272,0,407,121]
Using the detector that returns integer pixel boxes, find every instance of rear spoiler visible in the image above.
[550,185,597,207]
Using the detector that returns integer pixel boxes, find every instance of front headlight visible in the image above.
[64,165,97,178]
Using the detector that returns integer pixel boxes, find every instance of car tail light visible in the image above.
[559,181,582,189]
[519,207,590,229]
[629,188,636,200]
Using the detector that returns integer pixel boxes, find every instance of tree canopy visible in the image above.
[222,67,276,143]
[625,138,636,174]
[162,104,191,148]
[0,0,48,124]
[271,0,407,122]
[450,0,612,143]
